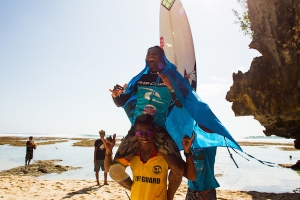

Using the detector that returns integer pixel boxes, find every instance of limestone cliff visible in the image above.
[226,0,300,148]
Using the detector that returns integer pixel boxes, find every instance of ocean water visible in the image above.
[0,134,299,193]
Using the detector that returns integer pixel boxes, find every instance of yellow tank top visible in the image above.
[130,155,168,200]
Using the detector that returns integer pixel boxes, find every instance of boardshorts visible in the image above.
[114,126,181,163]
[94,160,105,172]
[185,188,217,200]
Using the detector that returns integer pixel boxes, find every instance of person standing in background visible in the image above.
[25,136,36,165]
[94,130,108,186]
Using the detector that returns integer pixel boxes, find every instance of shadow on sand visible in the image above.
[62,185,102,199]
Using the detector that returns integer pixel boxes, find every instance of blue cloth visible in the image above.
[122,57,243,152]
[188,148,220,191]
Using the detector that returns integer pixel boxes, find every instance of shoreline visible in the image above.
[0,136,295,148]
[1,175,299,199]
[0,136,122,147]
[1,136,299,198]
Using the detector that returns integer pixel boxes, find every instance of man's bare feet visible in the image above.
[104,182,109,185]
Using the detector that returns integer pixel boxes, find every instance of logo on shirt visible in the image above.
[152,165,162,175]
[133,176,161,184]
[99,143,105,150]
[142,88,165,104]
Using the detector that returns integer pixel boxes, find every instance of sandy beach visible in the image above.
[1,136,300,199]
[1,175,300,200]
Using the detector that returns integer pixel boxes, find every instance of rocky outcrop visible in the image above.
[0,160,81,177]
[226,0,300,148]
[291,160,300,170]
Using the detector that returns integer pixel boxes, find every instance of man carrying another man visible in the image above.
[102,114,196,200]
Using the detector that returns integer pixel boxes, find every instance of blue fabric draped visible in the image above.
[122,57,243,152]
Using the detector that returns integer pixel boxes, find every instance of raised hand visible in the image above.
[101,134,116,151]
[109,84,127,98]
[182,134,195,153]
[157,72,172,90]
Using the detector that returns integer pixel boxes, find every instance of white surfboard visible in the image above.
[159,0,197,91]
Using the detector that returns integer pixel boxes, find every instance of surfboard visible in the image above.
[159,0,197,91]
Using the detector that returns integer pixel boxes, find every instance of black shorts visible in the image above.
[114,126,181,162]
[94,160,105,172]
[26,152,33,160]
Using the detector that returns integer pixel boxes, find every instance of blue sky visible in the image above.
[0,0,263,138]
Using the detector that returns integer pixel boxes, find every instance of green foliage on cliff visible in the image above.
[232,0,253,38]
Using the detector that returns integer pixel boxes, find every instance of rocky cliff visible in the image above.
[226,0,300,149]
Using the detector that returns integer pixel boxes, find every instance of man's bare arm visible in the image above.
[157,72,182,108]
[109,163,132,190]
[182,134,196,180]
[27,140,35,146]
[102,134,133,190]
[159,153,184,200]
[94,147,97,164]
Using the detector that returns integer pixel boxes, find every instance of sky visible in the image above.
[0,0,263,138]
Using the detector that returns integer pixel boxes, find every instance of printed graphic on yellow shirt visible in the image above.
[130,156,168,200]
[152,165,162,175]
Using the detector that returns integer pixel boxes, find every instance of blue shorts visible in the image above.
[94,160,105,172]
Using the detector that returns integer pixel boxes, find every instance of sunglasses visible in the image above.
[135,130,154,137]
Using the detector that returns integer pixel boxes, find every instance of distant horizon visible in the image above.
[0,132,293,141]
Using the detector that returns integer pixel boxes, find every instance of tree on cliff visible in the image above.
[232,0,253,38]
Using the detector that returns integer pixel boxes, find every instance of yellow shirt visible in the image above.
[130,155,168,200]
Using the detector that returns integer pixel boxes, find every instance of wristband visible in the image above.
[105,153,112,157]
[169,88,175,93]
[184,151,192,157]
